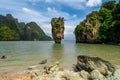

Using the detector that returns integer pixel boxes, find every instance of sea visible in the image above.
[0,41,120,73]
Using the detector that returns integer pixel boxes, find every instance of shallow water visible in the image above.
[0,41,120,73]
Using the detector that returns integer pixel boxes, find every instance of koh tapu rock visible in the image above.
[51,17,65,44]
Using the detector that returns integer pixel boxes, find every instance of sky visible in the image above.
[0,0,115,40]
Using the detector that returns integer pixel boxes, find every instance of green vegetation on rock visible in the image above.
[51,17,65,43]
[74,0,120,44]
[0,14,52,41]
[0,25,19,41]
[75,11,100,43]
[24,22,51,41]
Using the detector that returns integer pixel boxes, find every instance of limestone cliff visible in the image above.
[51,17,65,43]
[74,1,120,44]
[75,11,100,43]
[0,14,51,41]
[24,22,51,41]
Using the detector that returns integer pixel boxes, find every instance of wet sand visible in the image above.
[0,70,32,80]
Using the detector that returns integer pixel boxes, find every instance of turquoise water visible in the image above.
[0,41,120,73]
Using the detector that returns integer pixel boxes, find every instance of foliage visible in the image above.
[0,14,52,41]
[24,22,52,41]
[0,25,19,41]
[74,0,120,43]
[98,1,120,43]
[74,22,84,36]
[102,0,116,10]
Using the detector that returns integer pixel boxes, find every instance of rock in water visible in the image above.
[51,17,65,44]
[39,59,47,64]
[75,55,115,77]
[1,55,6,59]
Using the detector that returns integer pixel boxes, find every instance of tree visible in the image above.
[0,25,19,41]
[74,0,120,43]
[102,0,116,10]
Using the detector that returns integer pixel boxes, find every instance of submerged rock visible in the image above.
[75,55,115,77]
[1,55,6,59]
[51,17,65,44]
[28,65,39,70]
[39,59,47,64]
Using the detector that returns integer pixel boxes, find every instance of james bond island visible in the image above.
[51,17,65,44]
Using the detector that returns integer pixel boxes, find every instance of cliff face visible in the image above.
[75,1,120,44]
[0,14,21,41]
[51,17,65,43]
[24,22,51,41]
[0,14,51,41]
[75,11,100,43]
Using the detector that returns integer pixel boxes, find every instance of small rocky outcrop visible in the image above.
[75,55,115,79]
[39,59,47,64]
[51,17,65,44]
[1,55,6,59]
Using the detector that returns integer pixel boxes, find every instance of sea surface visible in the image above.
[0,41,120,73]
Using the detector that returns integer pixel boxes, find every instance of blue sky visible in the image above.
[0,0,115,40]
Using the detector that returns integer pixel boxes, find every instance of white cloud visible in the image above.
[22,8,40,15]
[86,0,102,7]
[72,14,77,18]
[28,0,41,2]
[57,0,87,9]
[57,0,85,3]
[47,7,57,13]
[44,0,87,9]
[22,8,31,13]
[21,7,51,25]
[45,0,53,3]
[47,7,70,19]
[0,0,26,12]
[46,0,102,9]
[27,0,53,3]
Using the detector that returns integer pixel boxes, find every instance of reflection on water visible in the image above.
[51,44,64,62]
[0,41,120,73]
[75,43,120,65]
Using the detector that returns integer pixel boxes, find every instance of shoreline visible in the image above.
[0,61,120,80]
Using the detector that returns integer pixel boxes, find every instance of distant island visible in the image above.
[74,1,120,44]
[0,14,52,41]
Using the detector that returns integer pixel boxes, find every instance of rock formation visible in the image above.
[51,17,65,43]
[39,59,47,64]
[0,14,51,41]
[1,55,6,59]
[24,22,51,41]
[0,57,119,80]
[74,1,120,44]
[75,55,115,79]
[74,11,100,43]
